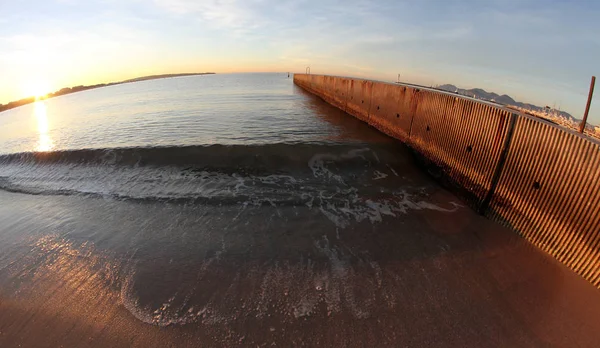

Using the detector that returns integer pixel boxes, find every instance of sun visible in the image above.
[23,80,51,99]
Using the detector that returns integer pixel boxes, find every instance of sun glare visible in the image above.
[24,80,51,99]
[34,101,54,152]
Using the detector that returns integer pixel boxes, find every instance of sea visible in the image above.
[1,73,599,347]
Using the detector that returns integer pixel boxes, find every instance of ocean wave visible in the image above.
[0,143,461,228]
[0,144,397,199]
[0,143,396,168]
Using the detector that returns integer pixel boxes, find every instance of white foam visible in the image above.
[387,165,399,176]
[315,188,461,229]
[307,147,370,185]
[308,153,345,184]
[372,170,388,180]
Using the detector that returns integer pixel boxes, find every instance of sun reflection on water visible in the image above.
[34,101,54,152]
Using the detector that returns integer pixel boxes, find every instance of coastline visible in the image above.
[0,72,215,114]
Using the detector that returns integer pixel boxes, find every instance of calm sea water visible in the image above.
[0,73,386,154]
[1,73,597,347]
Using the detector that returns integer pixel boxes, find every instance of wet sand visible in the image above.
[1,163,600,347]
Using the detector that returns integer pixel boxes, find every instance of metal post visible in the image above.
[580,76,596,133]
[479,113,519,215]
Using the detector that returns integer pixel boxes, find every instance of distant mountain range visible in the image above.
[436,84,580,123]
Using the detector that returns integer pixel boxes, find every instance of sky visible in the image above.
[1,0,599,122]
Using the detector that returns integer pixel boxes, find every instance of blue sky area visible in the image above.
[1,0,598,122]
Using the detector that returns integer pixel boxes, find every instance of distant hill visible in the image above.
[0,72,215,114]
[436,84,580,124]
[121,73,215,84]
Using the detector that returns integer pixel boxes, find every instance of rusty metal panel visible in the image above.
[311,74,324,93]
[398,86,420,139]
[292,74,309,89]
[298,74,317,94]
[295,74,316,94]
[346,79,372,122]
[294,74,336,108]
[368,83,416,142]
[320,75,337,105]
[489,116,600,287]
[300,74,310,90]
[410,90,513,201]
[331,77,350,111]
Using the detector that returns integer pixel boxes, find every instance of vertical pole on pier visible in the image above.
[579,76,596,134]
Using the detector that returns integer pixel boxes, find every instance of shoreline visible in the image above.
[0,72,215,114]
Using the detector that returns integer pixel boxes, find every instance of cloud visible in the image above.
[0,0,598,121]
[152,0,268,35]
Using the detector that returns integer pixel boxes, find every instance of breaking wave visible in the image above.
[0,144,460,228]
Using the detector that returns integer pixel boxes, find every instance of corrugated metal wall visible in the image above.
[368,83,415,142]
[346,79,373,122]
[489,115,600,287]
[293,73,600,288]
[409,91,515,203]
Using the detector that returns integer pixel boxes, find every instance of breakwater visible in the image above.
[294,73,600,287]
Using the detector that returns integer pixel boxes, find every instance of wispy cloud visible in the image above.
[153,0,268,36]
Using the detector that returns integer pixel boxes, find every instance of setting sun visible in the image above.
[23,80,51,99]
